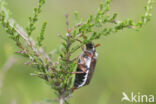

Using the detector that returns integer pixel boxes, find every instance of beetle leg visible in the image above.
[72,64,87,74]
[72,54,87,74]
[84,51,91,57]
[72,71,86,74]
[85,51,94,58]
[78,64,87,72]
[81,55,86,64]
[77,55,86,65]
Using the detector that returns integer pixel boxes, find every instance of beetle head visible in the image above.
[86,42,100,51]
[86,43,93,49]
[86,43,95,52]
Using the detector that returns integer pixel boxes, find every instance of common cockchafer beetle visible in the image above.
[72,43,100,91]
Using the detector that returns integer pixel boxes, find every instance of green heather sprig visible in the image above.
[0,0,154,104]
[26,0,46,36]
[37,22,47,47]
[0,0,20,47]
[0,0,53,81]
[69,0,154,45]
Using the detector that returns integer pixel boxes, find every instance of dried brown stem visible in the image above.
[9,19,54,71]
[59,95,65,104]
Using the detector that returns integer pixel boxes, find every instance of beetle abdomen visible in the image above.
[74,67,89,88]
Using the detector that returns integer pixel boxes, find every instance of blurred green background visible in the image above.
[0,0,156,104]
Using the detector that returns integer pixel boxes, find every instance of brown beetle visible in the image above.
[72,43,100,90]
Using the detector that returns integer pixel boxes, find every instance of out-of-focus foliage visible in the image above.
[0,0,156,104]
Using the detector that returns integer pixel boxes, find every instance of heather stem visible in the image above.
[59,94,65,104]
